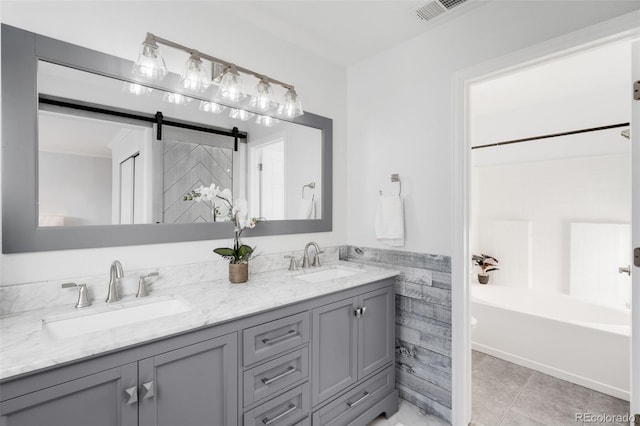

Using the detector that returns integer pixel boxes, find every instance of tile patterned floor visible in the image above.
[368,399,449,426]
[369,351,631,426]
[471,351,631,426]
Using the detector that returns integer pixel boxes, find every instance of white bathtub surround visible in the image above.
[375,195,405,247]
[471,284,630,400]
[0,246,340,316]
[570,222,632,310]
[0,260,398,380]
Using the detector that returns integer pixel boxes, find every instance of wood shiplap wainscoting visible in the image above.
[340,246,452,423]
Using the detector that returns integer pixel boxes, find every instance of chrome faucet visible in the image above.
[302,242,323,268]
[106,260,124,303]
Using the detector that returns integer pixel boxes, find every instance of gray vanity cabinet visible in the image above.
[0,363,138,426]
[311,286,394,407]
[0,334,237,426]
[357,287,394,380]
[138,333,238,426]
[311,297,359,405]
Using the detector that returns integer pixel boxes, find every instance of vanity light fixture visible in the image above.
[217,66,246,102]
[122,82,153,96]
[251,79,278,111]
[162,92,191,106]
[229,108,255,121]
[132,32,303,118]
[180,53,210,92]
[199,100,226,114]
[277,88,303,119]
[255,115,280,127]
[132,34,168,80]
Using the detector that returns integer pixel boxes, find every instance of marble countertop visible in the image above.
[0,261,398,381]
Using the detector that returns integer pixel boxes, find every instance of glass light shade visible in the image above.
[250,80,278,111]
[122,82,153,96]
[229,108,255,121]
[180,55,210,92]
[162,92,191,106]
[131,41,168,81]
[277,88,303,118]
[217,68,246,102]
[255,115,280,127]
[199,101,226,114]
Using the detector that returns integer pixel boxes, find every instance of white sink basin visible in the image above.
[295,266,363,283]
[42,298,191,340]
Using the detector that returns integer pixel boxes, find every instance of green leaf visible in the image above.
[214,248,236,258]
[237,245,253,258]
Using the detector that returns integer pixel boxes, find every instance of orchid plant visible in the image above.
[184,184,259,264]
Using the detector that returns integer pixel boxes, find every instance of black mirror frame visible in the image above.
[1,24,332,253]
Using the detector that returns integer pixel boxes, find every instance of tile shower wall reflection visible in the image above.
[340,245,452,423]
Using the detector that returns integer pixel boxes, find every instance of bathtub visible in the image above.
[471,284,630,400]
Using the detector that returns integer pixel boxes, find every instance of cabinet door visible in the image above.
[0,363,137,426]
[312,297,358,405]
[138,333,238,426]
[358,286,394,380]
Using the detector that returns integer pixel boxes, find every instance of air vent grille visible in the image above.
[415,0,470,21]
[440,0,468,10]
[416,1,446,21]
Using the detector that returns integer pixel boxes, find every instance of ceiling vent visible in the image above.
[415,0,469,21]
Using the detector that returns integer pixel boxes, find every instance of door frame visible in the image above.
[451,11,640,425]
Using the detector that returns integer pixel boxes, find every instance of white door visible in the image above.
[632,39,640,422]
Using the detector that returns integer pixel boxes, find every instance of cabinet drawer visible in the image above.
[244,347,309,407]
[244,312,310,366]
[244,382,310,426]
[311,365,394,426]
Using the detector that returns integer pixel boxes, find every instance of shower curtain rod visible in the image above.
[471,122,629,150]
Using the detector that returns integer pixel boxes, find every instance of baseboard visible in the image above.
[472,343,629,401]
[351,389,400,426]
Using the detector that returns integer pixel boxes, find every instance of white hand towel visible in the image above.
[375,195,404,247]
[299,198,315,219]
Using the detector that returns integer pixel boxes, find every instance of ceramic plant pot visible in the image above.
[478,274,490,284]
[229,263,249,284]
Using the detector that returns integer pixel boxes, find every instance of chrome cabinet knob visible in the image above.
[142,381,154,399]
[124,386,138,405]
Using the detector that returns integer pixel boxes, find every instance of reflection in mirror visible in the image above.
[37,61,322,227]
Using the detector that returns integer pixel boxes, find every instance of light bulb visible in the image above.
[255,115,280,127]
[162,92,191,106]
[131,37,167,81]
[122,82,153,96]
[277,88,303,118]
[180,54,210,92]
[199,101,226,114]
[217,68,246,103]
[250,79,277,111]
[229,108,255,121]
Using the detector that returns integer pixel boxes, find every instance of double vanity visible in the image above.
[0,262,399,426]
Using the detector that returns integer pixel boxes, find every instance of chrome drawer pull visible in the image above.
[262,329,297,345]
[262,366,296,385]
[347,391,370,408]
[262,403,296,425]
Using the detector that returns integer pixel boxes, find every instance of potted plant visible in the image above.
[184,184,261,283]
[472,254,499,284]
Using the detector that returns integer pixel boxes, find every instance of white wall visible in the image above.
[39,151,112,226]
[346,0,640,255]
[473,153,631,294]
[0,1,347,285]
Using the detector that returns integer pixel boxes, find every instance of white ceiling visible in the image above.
[211,0,477,66]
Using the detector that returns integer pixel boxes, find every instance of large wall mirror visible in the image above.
[1,25,332,253]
